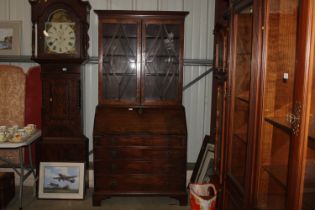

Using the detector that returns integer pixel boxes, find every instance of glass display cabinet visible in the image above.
[214,0,315,209]
[254,0,300,209]
[253,0,315,210]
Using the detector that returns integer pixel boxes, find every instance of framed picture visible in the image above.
[190,135,215,183]
[0,21,21,55]
[38,162,85,199]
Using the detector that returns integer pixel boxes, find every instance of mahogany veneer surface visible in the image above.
[93,106,187,206]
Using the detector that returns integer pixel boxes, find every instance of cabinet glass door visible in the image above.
[229,5,253,189]
[142,21,183,104]
[256,0,299,209]
[302,35,315,210]
[100,20,139,104]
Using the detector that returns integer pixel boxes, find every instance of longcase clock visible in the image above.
[29,0,90,168]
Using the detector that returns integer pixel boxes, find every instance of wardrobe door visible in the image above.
[255,0,300,209]
[227,3,253,192]
[302,50,315,210]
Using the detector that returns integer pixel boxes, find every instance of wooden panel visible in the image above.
[41,74,81,137]
[94,159,185,174]
[94,106,187,135]
[95,135,185,147]
[94,146,185,160]
[40,137,88,162]
[94,174,185,191]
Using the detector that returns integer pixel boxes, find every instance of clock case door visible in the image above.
[41,68,81,138]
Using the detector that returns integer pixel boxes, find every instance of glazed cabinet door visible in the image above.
[225,3,253,207]
[300,2,315,209]
[42,74,81,137]
[99,18,141,106]
[253,0,307,209]
[141,20,184,105]
[301,42,315,210]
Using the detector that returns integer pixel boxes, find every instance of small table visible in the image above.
[0,130,41,210]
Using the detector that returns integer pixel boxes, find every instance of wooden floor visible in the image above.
[5,187,191,210]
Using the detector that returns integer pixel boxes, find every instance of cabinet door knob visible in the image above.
[49,97,53,102]
[62,67,68,72]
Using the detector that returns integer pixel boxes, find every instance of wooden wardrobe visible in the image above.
[211,0,315,209]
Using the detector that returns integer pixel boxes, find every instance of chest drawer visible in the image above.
[94,160,186,175]
[94,146,185,160]
[94,174,185,192]
[94,135,185,148]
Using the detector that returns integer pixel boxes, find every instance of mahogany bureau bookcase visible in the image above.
[93,10,189,206]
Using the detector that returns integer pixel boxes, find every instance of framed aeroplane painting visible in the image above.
[38,162,85,199]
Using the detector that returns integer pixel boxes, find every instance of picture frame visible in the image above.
[190,135,215,183]
[0,21,22,56]
[38,162,85,199]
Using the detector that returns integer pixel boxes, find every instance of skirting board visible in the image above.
[0,168,193,188]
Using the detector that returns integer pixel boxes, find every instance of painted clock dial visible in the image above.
[45,22,76,54]
[44,9,76,54]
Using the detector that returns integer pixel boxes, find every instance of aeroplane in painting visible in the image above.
[49,182,59,188]
[53,173,77,183]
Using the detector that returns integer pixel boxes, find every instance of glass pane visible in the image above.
[302,44,315,210]
[256,0,299,209]
[102,23,138,101]
[230,5,253,187]
[143,23,180,101]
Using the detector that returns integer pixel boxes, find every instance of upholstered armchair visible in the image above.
[0,65,41,165]
[0,65,25,127]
